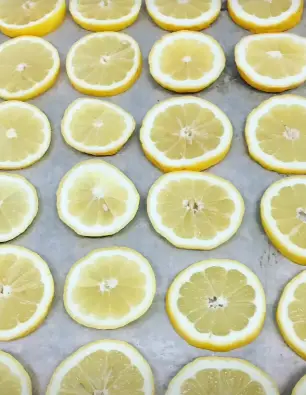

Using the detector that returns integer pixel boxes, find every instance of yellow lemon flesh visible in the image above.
[0,351,31,395]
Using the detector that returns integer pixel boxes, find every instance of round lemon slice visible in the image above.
[57,159,140,237]
[167,259,266,351]
[149,31,225,93]
[246,95,306,174]
[70,0,141,31]
[293,375,306,394]
[0,101,51,170]
[0,0,66,37]
[62,98,135,156]
[0,36,60,101]
[140,96,233,172]
[0,245,54,341]
[146,0,221,31]
[64,247,156,329]
[261,176,306,265]
[277,271,306,359]
[228,0,303,33]
[0,351,31,395]
[147,171,244,250]
[235,33,306,93]
[66,32,142,97]
[166,357,279,395]
[47,340,154,395]
[0,174,38,243]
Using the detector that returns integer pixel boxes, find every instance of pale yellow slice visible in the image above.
[293,374,306,394]
[0,351,31,395]
[66,32,142,96]
[47,340,154,395]
[62,98,135,156]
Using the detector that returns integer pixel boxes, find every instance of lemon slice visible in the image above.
[246,95,306,174]
[0,174,38,243]
[0,351,31,394]
[149,31,225,93]
[293,375,306,394]
[0,36,60,101]
[146,0,221,31]
[0,245,54,341]
[166,357,279,395]
[0,0,66,37]
[140,96,233,172]
[64,247,156,329]
[147,171,244,250]
[47,340,154,395]
[277,271,306,359]
[261,176,306,265]
[228,0,303,33]
[70,0,142,31]
[66,32,142,97]
[57,159,139,237]
[235,33,306,93]
[62,98,135,156]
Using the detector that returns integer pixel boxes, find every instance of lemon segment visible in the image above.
[235,33,306,93]
[0,351,31,395]
[62,98,135,156]
[66,32,142,97]
[146,0,221,31]
[293,375,306,394]
[140,96,233,172]
[47,340,154,395]
[69,0,142,31]
[149,31,225,93]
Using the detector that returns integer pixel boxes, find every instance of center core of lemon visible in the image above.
[16,63,27,72]
[6,128,17,139]
[180,126,194,140]
[0,284,12,298]
[178,0,189,4]
[100,55,110,65]
[297,208,306,223]
[99,278,118,292]
[267,50,283,59]
[208,295,227,309]
[183,199,204,213]
[182,56,192,63]
[22,1,35,11]
[283,126,300,141]
[93,120,104,128]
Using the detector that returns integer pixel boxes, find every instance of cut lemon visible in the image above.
[228,0,303,33]
[47,340,154,395]
[57,159,139,237]
[64,247,156,329]
[277,271,306,359]
[66,32,142,97]
[0,174,38,243]
[261,176,306,265]
[167,259,266,351]
[0,36,60,101]
[293,375,306,394]
[0,101,51,170]
[149,31,225,93]
[0,0,66,37]
[0,351,31,394]
[147,171,244,250]
[62,98,135,156]
[70,0,141,31]
[140,96,233,172]
[246,95,306,174]
[166,357,279,395]
[146,0,221,31]
[0,245,54,341]
[235,33,306,93]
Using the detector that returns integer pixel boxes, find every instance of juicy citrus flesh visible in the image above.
[73,0,137,20]
[236,0,293,19]
[0,361,23,394]
[153,0,213,19]
[287,281,306,342]
[0,352,31,395]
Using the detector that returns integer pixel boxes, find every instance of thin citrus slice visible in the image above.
[166,357,279,395]
[62,98,135,156]
[0,351,31,394]
[57,159,139,237]
[0,101,51,170]
[64,247,156,329]
[147,171,244,250]
[47,340,154,395]
[261,176,306,265]
[149,31,225,93]
[167,259,266,351]
[140,96,233,172]
[293,375,306,394]
[0,36,60,101]
[70,0,141,31]
[228,0,303,33]
[246,95,306,174]
[235,33,306,92]
[0,245,54,341]
[146,0,221,31]
[277,271,306,359]
[0,174,38,242]
[66,32,142,96]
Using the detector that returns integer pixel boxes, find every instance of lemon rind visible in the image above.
[0,351,32,394]
[292,374,306,394]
